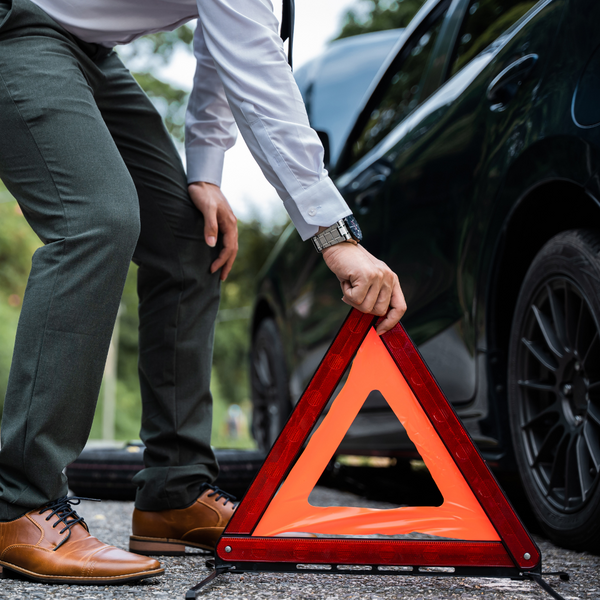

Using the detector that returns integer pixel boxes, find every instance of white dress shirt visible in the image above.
[29,0,352,240]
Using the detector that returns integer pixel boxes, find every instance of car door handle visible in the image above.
[348,163,391,214]
[487,54,538,107]
[355,174,388,214]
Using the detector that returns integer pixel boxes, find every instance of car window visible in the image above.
[305,30,402,170]
[349,11,447,166]
[449,0,537,77]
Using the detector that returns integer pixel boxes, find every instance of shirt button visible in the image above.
[308,208,317,217]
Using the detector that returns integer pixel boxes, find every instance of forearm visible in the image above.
[195,0,352,240]
[186,21,237,187]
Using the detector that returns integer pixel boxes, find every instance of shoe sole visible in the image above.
[0,562,165,585]
[129,535,214,556]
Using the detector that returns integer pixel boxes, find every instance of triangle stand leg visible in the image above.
[185,561,231,599]
[183,564,572,600]
[528,572,569,600]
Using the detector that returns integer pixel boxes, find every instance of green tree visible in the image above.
[0,191,43,414]
[335,0,427,40]
[133,71,189,142]
[125,26,194,142]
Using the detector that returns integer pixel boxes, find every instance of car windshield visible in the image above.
[295,29,402,170]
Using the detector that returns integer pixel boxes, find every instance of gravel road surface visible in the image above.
[0,488,597,600]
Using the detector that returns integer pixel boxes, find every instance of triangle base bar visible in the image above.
[215,559,523,578]
[216,537,515,568]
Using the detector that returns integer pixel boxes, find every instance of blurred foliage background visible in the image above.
[335,0,426,40]
[0,0,424,448]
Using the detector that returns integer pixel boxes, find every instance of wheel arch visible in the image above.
[483,176,600,464]
[489,179,600,361]
[479,135,600,359]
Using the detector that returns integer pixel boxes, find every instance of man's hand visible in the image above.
[321,242,406,334]
[188,181,238,281]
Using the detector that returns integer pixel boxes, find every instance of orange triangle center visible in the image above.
[252,328,500,541]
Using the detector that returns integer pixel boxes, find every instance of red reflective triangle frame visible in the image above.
[217,309,540,572]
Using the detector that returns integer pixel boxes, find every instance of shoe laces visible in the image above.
[39,496,100,551]
[199,483,237,507]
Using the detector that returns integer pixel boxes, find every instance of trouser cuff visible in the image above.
[133,462,219,511]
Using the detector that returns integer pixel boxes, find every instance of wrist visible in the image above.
[321,240,359,257]
[312,216,362,253]
[189,181,219,190]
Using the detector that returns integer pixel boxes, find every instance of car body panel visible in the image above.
[252,0,600,465]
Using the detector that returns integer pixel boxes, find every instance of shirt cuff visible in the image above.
[283,176,352,241]
[186,145,226,187]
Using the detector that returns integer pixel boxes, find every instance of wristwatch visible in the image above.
[311,215,363,253]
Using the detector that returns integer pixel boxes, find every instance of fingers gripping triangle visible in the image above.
[252,327,499,540]
[217,310,541,573]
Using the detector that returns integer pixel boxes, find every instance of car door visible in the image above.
[273,0,456,413]
[333,0,470,403]
[275,0,454,406]
[270,31,409,401]
[335,0,567,408]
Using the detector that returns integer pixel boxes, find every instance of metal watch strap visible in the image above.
[311,220,354,253]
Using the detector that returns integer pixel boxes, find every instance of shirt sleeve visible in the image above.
[185,22,238,187]
[194,0,352,240]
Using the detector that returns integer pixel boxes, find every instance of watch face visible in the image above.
[345,215,363,242]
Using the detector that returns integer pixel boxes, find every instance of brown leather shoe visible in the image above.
[129,484,236,555]
[0,497,164,584]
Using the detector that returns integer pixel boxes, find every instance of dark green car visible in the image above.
[250,0,600,551]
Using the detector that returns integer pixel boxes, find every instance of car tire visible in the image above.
[66,445,266,501]
[508,229,600,551]
[250,318,291,450]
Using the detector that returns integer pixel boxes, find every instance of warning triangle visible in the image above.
[252,328,499,540]
[217,309,540,574]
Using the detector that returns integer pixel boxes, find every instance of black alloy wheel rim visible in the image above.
[517,276,600,513]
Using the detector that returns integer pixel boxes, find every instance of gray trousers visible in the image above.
[0,0,220,520]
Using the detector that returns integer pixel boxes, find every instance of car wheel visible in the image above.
[250,318,291,451]
[508,229,600,551]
